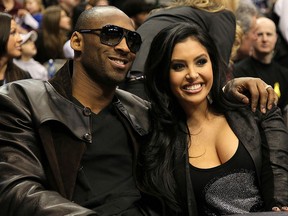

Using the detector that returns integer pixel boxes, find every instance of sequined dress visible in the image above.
[189,142,264,216]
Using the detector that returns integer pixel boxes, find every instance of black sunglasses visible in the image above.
[77,24,142,53]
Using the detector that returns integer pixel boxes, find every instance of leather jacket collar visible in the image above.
[49,60,151,136]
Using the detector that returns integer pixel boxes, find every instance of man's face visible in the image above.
[79,12,137,87]
[239,16,258,58]
[253,18,277,55]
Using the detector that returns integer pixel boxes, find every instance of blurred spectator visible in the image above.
[273,0,288,44]
[270,0,288,69]
[63,0,110,59]
[0,12,31,86]
[17,0,45,31]
[87,0,109,7]
[0,0,23,17]
[63,1,91,59]
[14,30,48,80]
[58,0,80,17]
[34,5,71,64]
[233,17,288,111]
[121,0,155,29]
[234,0,258,63]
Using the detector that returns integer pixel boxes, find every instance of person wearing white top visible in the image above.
[13,30,48,80]
[273,0,288,44]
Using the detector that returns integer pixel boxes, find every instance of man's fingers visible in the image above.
[272,206,281,211]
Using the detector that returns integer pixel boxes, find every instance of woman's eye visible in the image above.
[10,30,17,36]
[197,58,207,66]
[171,63,185,71]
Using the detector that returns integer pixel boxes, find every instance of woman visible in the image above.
[122,0,236,100]
[138,22,288,215]
[0,12,31,86]
[34,5,71,64]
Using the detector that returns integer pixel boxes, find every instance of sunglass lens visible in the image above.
[127,32,142,53]
[101,26,123,46]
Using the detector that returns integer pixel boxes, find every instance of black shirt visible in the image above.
[189,142,264,215]
[233,57,288,110]
[72,99,143,215]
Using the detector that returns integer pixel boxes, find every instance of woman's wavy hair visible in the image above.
[138,22,229,211]
[0,12,12,58]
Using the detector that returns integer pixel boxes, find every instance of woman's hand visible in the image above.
[223,77,278,113]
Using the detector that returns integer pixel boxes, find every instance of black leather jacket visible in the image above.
[0,61,156,215]
[174,107,288,215]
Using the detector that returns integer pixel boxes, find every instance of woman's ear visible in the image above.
[70,31,83,52]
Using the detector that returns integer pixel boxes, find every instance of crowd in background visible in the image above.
[0,0,287,112]
[1,0,288,215]
[0,0,287,125]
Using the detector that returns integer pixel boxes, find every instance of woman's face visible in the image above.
[59,10,71,31]
[169,37,213,109]
[6,20,22,58]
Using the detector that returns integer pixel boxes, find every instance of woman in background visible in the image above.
[34,5,71,64]
[0,12,31,86]
[138,22,288,215]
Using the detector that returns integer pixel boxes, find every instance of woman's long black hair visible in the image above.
[138,22,231,212]
[0,12,12,58]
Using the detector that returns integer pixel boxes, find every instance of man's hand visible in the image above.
[272,206,288,212]
[223,77,278,113]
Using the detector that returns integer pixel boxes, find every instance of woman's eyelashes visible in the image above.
[170,58,208,72]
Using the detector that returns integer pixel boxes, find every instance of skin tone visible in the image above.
[59,10,71,31]
[170,36,288,211]
[252,17,278,64]
[237,15,258,60]
[96,0,109,6]
[2,0,14,12]
[25,0,41,14]
[169,37,238,168]
[20,39,37,61]
[0,19,22,80]
[70,8,136,114]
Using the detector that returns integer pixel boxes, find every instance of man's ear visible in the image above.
[70,31,83,52]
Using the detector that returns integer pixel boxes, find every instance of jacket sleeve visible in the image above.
[0,91,97,215]
[258,106,288,208]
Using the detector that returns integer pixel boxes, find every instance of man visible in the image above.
[234,0,258,63]
[233,17,288,111]
[0,6,277,215]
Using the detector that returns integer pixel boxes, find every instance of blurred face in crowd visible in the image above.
[7,20,22,58]
[95,0,109,6]
[238,15,258,58]
[253,17,277,55]
[169,37,213,110]
[21,39,37,58]
[25,0,42,14]
[59,9,71,31]
[61,0,80,8]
